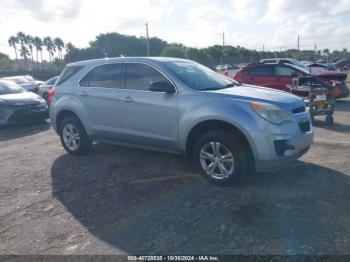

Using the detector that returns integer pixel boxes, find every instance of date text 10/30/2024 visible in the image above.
[127,256,219,261]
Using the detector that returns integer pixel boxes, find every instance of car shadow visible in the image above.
[313,120,350,133]
[335,98,350,113]
[50,144,350,254]
[0,121,51,141]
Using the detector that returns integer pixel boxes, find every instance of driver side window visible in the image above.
[125,63,171,91]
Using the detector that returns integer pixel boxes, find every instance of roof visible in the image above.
[68,57,190,67]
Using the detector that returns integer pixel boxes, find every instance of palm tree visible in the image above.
[26,35,34,61]
[65,42,75,52]
[8,36,19,60]
[33,37,43,66]
[16,31,29,64]
[43,37,55,62]
[53,37,64,60]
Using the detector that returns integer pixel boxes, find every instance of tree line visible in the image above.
[6,31,350,68]
[63,32,350,65]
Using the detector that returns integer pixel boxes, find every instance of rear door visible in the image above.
[118,63,179,150]
[78,63,123,139]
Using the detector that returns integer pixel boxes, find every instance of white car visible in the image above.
[38,76,59,101]
[2,76,43,93]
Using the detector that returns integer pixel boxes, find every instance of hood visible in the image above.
[0,91,45,105]
[316,71,347,81]
[206,84,305,110]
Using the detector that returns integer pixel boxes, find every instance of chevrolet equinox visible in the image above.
[50,57,313,185]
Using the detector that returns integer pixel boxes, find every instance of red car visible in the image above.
[233,62,349,98]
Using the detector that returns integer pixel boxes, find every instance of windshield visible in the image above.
[0,81,26,95]
[164,60,240,90]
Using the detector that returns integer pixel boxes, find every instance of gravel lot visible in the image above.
[0,98,350,255]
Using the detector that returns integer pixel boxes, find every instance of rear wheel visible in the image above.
[193,130,249,185]
[59,116,91,155]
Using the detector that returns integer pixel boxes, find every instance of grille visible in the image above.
[292,106,306,114]
[299,121,311,133]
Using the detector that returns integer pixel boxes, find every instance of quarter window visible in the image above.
[57,66,83,86]
[125,63,171,91]
[80,63,122,89]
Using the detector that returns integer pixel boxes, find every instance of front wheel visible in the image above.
[59,116,92,155]
[193,130,249,185]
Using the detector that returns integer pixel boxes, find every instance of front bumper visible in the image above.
[249,121,314,172]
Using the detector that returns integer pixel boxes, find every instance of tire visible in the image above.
[193,130,249,185]
[325,115,333,125]
[59,116,92,155]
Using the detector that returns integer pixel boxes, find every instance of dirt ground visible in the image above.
[0,98,349,255]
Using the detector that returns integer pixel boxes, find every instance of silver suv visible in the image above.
[50,57,313,185]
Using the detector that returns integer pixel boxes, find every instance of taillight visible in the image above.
[48,87,55,104]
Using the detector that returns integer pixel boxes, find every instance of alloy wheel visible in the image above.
[199,141,235,180]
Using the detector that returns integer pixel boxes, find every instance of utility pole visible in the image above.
[314,43,317,62]
[297,34,300,59]
[221,32,225,65]
[262,44,265,59]
[146,21,150,57]
[297,35,300,50]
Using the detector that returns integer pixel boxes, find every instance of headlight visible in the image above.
[251,102,292,125]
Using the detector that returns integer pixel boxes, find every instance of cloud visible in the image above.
[230,0,264,21]
[261,0,350,22]
[13,0,82,21]
[1,0,350,59]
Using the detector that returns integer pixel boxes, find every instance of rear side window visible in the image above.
[56,66,83,86]
[246,66,274,76]
[80,63,123,89]
[125,63,170,91]
[275,66,297,77]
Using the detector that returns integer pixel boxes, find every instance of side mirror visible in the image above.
[149,81,175,93]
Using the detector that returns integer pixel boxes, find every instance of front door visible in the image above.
[118,63,179,150]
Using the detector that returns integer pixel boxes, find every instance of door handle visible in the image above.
[124,96,134,103]
[78,91,88,97]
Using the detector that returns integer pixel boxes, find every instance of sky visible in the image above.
[1,0,350,59]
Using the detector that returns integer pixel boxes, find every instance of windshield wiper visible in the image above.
[201,83,237,90]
